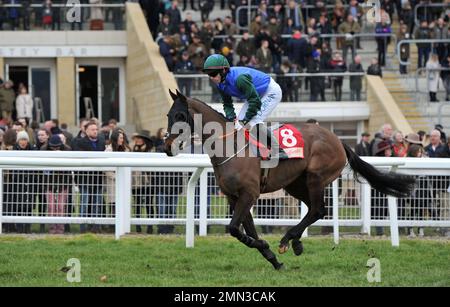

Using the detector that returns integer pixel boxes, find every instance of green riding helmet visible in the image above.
[203,54,230,72]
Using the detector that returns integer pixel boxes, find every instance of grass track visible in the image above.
[0,235,448,286]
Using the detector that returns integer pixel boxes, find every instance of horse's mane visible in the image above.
[189,97,231,123]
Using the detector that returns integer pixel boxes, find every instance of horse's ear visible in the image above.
[169,89,178,101]
[176,89,187,104]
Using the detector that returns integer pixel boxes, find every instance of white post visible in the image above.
[300,201,308,237]
[362,183,371,235]
[388,196,400,247]
[199,171,208,236]
[0,169,3,235]
[332,180,339,245]
[115,167,131,240]
[186,168,204,248]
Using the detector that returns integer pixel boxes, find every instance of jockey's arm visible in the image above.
[219,90,236,121]
[236,74,261,123]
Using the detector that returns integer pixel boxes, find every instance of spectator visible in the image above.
[182,0,196,11]
[156,14,172,37]
[307,49,325,102]
[434,124,447,144]
[187,35,207,91]
[0,80,16,125]
[15,85,33,125]
[414,20,432,69]
[76,120,106,233]
[250,14,263,36]
[398,23,411,74]
[199,0,213,23]
[199,19,214,52]
[406,143,428,238]
[331,1,345,49]
[328,51,347,101]
[442,54,450,101]
[392,131,407,157]
[276,61,294,102]
[433,18,448,63]
[286,28,307,68]
[236,31,255,61]
[1,129,16,233]
[43,135,72,234]
[285,0,304,32]
[371,123,393,156]
[8,0,20,30]
[159,35,176,71]
[132,130,154,234]
[255,39,272,73]
[71,118,88,151]
[372,139,392,236]
[223,15,237,36]
[166,0,181,26]
[182,12,196,36]
[367,58,383,78]
[355,132,371,156]
[52,0,63,31]
[375,20,392,67]
[338,14,360,64]
[348,55,364,101]
[12,130,35,233]
[270,1,285,25]
[426,54,442,102]
[175,51,196,97]
[425,129,446,157]
[17,117,35,145]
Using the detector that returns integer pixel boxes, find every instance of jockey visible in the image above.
[203,54,283,159]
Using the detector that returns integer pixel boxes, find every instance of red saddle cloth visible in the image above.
[244,124,304,160]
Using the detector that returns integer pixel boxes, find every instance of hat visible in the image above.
[132,130,153,142]
[434,124,444,131]
[404,133,422,145]
[48,135,63,147]
[361,132,370,137]
[376,140,392,154]
[16,130,29,142]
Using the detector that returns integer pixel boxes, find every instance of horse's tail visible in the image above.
[342,142,415,197]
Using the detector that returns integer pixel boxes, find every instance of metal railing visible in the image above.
[414,3,450,27]
[174,72,367,103]
[397,39,450,66]
[0,151,449,247]
[0,3,126,31]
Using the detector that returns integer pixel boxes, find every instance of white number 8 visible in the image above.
[280,128,297,147]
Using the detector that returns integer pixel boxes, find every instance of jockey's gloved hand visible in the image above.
[234,119,249,131]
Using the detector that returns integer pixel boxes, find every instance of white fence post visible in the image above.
[388,196,400,247]
[362,183,371,235]
[186,168,204,248]
[301,202,308,237]
[199,171,208,236]
[332,180,339,244]
[0,169,3,235]
[115,167,132,240]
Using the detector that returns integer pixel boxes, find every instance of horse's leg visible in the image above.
[279,173,326,256]
[228,193,283,270]
[242,212,284,270]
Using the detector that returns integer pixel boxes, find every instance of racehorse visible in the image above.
[164,90,415,270]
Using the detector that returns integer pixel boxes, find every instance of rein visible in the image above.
[211,128,250,167]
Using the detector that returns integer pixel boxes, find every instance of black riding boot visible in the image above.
[251,124,281,159]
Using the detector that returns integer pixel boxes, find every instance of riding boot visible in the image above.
[252,123,284,160]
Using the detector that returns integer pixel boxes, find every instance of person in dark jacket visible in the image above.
[307,49,325,102]
[442,55,450,102]
[355,132,371,156]
[75,119,106,233]
[132,130,154,234]
[348,55,364,101]
[286,28,307,68]
[42,135,72,234]
[328,51,347,101]
[175,51,196,97]
[367,58,383,78]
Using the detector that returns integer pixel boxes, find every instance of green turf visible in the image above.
[0,235,448,287]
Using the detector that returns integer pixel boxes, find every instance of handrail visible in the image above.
[0,4,125,8]
[173,72,366,79]
[414,3,450,27]
[396,39,450,66]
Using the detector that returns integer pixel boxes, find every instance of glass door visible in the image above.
[100,67,120,123]
[30,68,51,123]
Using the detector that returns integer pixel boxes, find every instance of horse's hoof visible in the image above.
[275,263,285,271]
[278,244,289,254]
[292,240,304,256]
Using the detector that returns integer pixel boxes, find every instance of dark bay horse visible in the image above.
[164,90,415,270]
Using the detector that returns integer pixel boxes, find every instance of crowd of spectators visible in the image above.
[355,122,450,237]
[142,0,449,102]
